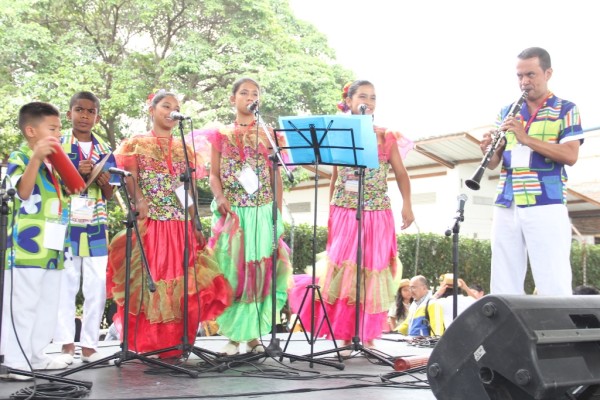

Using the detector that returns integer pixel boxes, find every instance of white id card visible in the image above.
[236,165,259,195]
[175,184,194,208]
[344,178,359,193]
[511,145,532,168]
[70,196,95,224]
[43,219,67,251]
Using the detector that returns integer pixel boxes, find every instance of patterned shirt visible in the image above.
[61,130,117,257]
[115,133,197,221]
[495,93,583,207]
[5,144,70,269]
[331,128,400,211]
[213,124,273,208]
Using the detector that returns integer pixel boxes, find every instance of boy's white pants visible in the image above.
[54,255,107,349]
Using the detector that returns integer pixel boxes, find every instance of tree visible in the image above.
[0,0,353,160]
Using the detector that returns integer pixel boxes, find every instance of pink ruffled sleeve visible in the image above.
[114,135,141,170]
[381,128,414,161]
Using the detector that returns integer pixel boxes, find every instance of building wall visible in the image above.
[282,128,600,241]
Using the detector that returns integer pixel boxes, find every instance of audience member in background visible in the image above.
[468,283,486,299]
[387,278,412,332]
[397,276,444,337]
[432,274,477,329]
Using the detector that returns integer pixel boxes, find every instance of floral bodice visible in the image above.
[215,124,273,207]
[115,133,198,221]
[331,127,412,211]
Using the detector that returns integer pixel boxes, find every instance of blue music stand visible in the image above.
[276,115,390,367]
[278,114,379,169]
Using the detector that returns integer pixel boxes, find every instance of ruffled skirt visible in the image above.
[199,201,293,342]
[289,205,399,341]
[107,219,232,357]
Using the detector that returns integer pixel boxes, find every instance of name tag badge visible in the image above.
[175,184,194,208]
[70,196,96,225]
[43,219,67,251]
[344,179,359,193]
[236,164,260,195]
[511,144,532,168]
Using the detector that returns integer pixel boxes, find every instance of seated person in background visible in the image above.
[433,274,477,329]
[468,283,486,299]
[397,276,445,337]
[387,278,412,332]
[573,285,600,295]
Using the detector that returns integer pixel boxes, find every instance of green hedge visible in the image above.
[108,210,600,297]
[283,223,600,294]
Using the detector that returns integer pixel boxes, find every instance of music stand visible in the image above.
[276,115,391,366]
[218,109,344,371]
[0,182,91,387]
[57,173,199,378]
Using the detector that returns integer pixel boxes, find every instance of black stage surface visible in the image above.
[0,333,436,400]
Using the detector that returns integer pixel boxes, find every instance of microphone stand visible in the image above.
[142,119,222,370]
[0,182,90,386]
[58,174,198,378]
[225,107,343,370]
[444,195,467,321]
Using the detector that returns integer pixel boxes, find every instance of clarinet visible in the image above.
[465,91,529,191]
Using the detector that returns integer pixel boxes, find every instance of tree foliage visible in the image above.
[0,0,353,158]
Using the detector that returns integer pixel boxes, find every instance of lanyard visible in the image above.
[151,130,174,174]
[71,135,95,161]
[233,120,256,163]
[524,92,552,133]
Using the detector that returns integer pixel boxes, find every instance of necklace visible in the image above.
[234,120,256,129]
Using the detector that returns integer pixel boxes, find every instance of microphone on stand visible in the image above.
[169,111,191,121]
[108,167,132,177]
[247,100,259,113]
[456,193,468,215]
[358,104,367,115]
[445,194,468,236]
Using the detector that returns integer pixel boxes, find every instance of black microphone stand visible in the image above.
[58,173,198,377]
[223,108,343,370]
[142,120,222,371]
[444,195,467,321]
[0,182,90,387]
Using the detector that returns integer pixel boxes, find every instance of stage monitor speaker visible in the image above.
[427,295,600,400]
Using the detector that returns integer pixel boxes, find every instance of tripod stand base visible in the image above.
[217,338,345,371]
[305,338,394,368]
[0,364,92,387]
[56,349,199,378]
[142,343,224,372]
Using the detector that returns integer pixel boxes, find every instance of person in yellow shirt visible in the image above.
[397,275,445,337]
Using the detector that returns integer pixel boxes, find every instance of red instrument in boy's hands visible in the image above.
[47,142,86,193]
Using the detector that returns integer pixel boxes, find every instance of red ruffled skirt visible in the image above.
[107,219,232,357]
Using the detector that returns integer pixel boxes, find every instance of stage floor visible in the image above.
[0,333,437,400]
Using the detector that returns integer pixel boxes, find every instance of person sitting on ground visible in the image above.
[433,274,477,329]
[396,276,444,337]
[387,278,412,332]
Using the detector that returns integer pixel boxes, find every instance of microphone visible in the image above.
[445,194,468,236]
[169,111,191,120]
[358,104,367,115]
[1,175,16,201]
[108,167,132,177]
[247,100,259,113]
[456,193,468,214]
